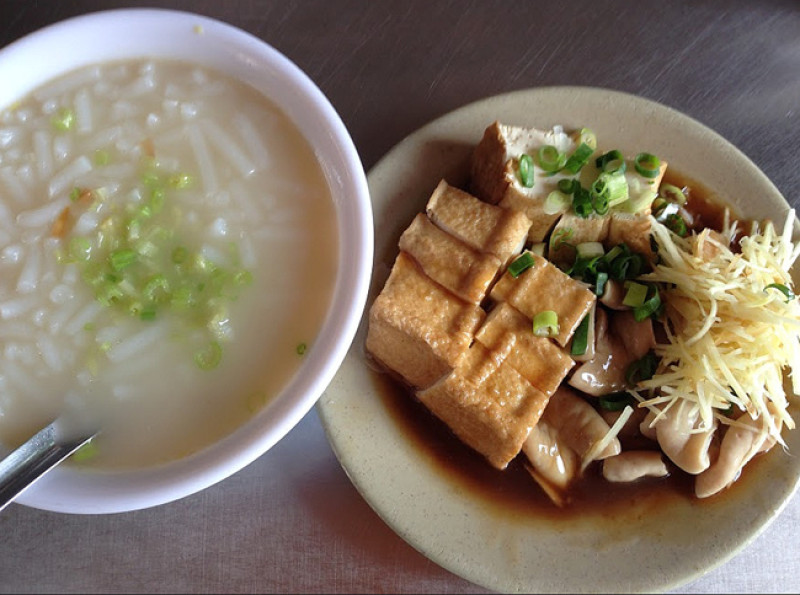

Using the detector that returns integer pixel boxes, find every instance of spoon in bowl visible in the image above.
[0,420,97,513]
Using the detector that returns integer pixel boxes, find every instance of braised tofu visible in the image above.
[475,302,574,397]
[399,213,502,305]
[489,253,595,348]
[366,252,485,389]
[417,342,549,470]
[425,179,531,268]
[470,121,585,243]
[547,212,611,268]
[607,212,654,261]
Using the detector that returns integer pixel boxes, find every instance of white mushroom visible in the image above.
[521,420,579,507]
[651,402,717,474]
[695,411,780,499]
[602,450,669,483]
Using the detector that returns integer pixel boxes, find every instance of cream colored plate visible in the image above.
[317,86,800,593]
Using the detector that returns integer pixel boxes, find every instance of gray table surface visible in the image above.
[0,1,799,593]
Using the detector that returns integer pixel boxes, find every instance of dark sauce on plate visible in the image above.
[367,170,774,521]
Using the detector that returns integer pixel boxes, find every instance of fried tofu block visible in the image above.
[475,302,574,397]
[607,212,654,261]
[547,213,610,268]
[399,213,502,305]
[470,121,584,243]
[366,252,485,389]
[489,253,595,348]
[417,342,549,470]
[425,179,531,267]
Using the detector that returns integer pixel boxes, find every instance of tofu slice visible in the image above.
[366,252,485,389]
[417,342,549,470]
[489,252,595,348]
[474,302,574,397]
[425,179,531,268]
[399,213,502,305]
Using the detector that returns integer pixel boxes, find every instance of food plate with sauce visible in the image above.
[317,86,800,593]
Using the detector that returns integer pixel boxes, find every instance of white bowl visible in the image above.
[0,8,372,514]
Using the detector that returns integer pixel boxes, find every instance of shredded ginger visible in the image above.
[635,208,800,445]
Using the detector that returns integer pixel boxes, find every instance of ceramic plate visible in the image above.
[317,86,800,593]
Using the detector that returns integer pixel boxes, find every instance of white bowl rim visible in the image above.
[0,8,373,514]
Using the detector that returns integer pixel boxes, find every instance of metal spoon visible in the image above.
[0,420,97,513]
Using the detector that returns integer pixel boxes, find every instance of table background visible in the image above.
[1,1,799,593]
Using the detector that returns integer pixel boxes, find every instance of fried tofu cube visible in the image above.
[470,121,585,243]
[366,252,485,389]
[547,213,611,268]
[607,212,654,261]
[417,342,549,470]
[474,302,574,397]
[425,179,531,268]
[399,213,502,305]
[489,253,595,348]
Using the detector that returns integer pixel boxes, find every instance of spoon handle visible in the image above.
[0,422,94,513]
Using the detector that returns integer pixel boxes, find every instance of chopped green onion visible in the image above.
[595,149,626,173]
[69,237,92,262]
[549,226,574,250]
[622,281,649,308]
[563,142,595,174]
[533,310,559,338]
[168,173,193,189]
[633,284,662,321]
[296,342,308,355]
[94,149,110,166]
[70,439,99,463]
[634,152,661,178]
[599,392,636,412]
[572,187,593,218]
[764,282,795,302]
[595,271,609,296]
[109,249,138,271]
[557,178,577,194]
[543,190,571,215]
[518,153,534,187]
[537,145,567,173]
[591,170,629,210]
[571,313,591,356]
[659,183,687,204]
[665,213,688,237]
[508,252,535,278]
[578,128,597,150]
[626,351,658,385]
[576,241,605,259]
[51,107,75,132]
[195,341,223,370]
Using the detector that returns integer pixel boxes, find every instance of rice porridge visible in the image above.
[0,59,338,469]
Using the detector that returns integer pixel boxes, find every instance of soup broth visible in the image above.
[0,59,338,469]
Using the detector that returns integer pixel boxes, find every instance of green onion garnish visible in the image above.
[558,178,577,194]
[570,313,591,356]
[109,249,138,271]
[622,281,649,308]
[195,341,223,370]
[764,283,795,302]
[518,153,534,187]
[572,187,593,218]
[537,145,567,173]
[595,149,626,173]
[634,152,661,178]
[665,213,688,237]
[599,392,636,412]
[296,342,308,355]
[508,252,535,278]
[533,310,559,338]
[563,142,595,174]
[543,190,571,215]
[659,183,687,205]
[626,351,658,385]
[51,107,75,132]
[633,284,662,321]
[591,170,629,210]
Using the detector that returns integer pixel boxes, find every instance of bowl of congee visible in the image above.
[0,9,372,513]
